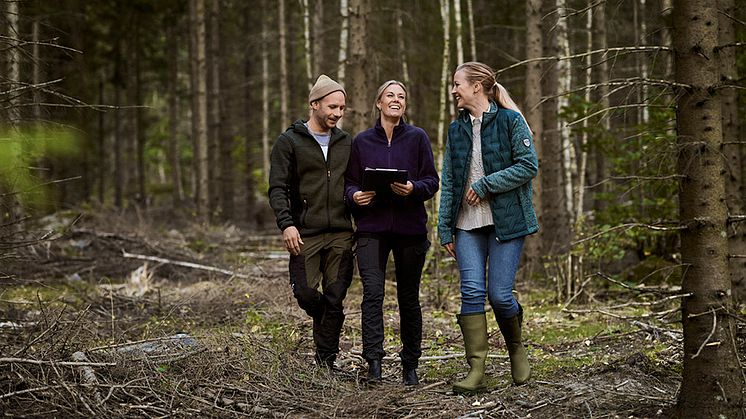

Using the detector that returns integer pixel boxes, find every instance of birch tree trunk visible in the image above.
[301,0,313,90]
[453,0,464,65]
[347,0,370,135]
[436,0,451,165]
[556,0,574,221]
[576,1,592,224]
[430,0,452,308]
[718,0,746,302]
[167,23,184,206]
[278,0,289,125]
[190,0,209,216]
[674,0,743,415]
[523,0,543,275]
[396,9,411,99]
[337,0,349,85]
[466,0,476,61]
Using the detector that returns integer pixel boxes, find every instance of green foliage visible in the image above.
[561,93,679,273]
[0,127,81,212]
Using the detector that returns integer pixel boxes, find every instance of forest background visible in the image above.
[1,0,746,417]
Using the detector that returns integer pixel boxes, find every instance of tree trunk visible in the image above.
[453,0,464,65]
[523,0,543,277]
[261,0,271,184]
[347,0,370,135]
[114,36,124,208]
[242,2,257,228]
[97,73,106,204]
[167,22,184,206]
[556,0,573,221]
[719,0,746,303]
[541,0,572,296]
[337,0,349,86]
[6,0,20,124]
[278,0,289,125]
[396,9,411,104]
[436,0,451,165]
[214,0,233,221]
[592,0,610,212]
[465,0,476,61]
[312,0,324,76]
[674,0,743,416]
[32,17,42,121]
[135,29,146,206]
[208,0,222,218]
[301,0,313,89]
[190,0,209,216]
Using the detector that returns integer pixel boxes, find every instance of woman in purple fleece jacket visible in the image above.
[344,80,439,385]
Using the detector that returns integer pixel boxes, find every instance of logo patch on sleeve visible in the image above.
[523,138,531,147]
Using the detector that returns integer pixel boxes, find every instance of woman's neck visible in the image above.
[381,115,401,142]
[468,98,491,119]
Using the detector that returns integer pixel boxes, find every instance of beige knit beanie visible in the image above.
[308,74,346,103]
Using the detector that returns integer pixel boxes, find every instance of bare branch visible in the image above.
[573,223,685,246]
[691,309,718,359]
[0,357,116,367]
[122,250,248,278]
[496,46,673,75]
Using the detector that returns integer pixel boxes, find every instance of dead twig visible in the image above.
[0,357,116,367]
[691,308,719,359]
[122,250,248,278]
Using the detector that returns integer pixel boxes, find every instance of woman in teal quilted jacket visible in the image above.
[438,62,538,393]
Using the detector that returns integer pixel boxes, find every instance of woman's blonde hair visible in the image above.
[455,61,529,129]
[373,80,407,121]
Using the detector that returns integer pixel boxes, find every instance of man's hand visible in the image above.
[282,226,304,255]
[443,242,456,259]
[353,190,376,206]
[391,181,414,196]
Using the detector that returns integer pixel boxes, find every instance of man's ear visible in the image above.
[310,100,319,111]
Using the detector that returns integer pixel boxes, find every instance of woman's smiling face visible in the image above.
[377,83,406,120]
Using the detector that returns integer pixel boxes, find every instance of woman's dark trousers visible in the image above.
[356,233,429,370]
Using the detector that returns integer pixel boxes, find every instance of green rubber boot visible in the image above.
[453,312,489,394]
[496,305,531,385]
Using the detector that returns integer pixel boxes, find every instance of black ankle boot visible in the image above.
[367,359,382,381]
[403,367,419,385]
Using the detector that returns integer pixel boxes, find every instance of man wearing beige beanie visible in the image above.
[268,75,354,370]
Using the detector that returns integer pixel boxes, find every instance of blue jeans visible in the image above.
[454,227,524,318]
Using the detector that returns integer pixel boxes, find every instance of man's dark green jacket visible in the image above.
[268,120,353,237]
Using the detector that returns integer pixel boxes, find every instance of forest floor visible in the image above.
[0,207,736,418]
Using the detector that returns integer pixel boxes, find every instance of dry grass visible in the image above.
[0,209,716,418]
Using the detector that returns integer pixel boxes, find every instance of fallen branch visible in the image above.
[122,250,248,278]
[71,351,103,404]
[0,357,116,367]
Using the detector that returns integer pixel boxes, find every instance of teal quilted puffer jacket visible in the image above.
[438,102,539,245]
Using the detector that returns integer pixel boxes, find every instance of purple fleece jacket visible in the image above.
[344,119,439,235]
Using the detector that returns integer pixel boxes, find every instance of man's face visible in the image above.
[311,91,346,131]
